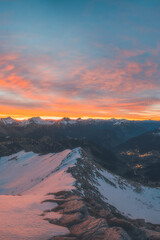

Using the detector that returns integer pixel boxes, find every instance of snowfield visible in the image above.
[0,148,81,240]
[0,147,160,240]
[95,168,160,224]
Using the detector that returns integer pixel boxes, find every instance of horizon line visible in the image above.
[0,115,159,121]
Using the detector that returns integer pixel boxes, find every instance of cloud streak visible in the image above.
[0,0,160,119]
[0,46,159,120]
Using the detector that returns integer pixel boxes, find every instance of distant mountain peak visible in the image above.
[30,117,42,120]
[22,117,55,126]
[30,117,43,123]
[61,117,71,121]
[0,117,17,125]
[59,117,76,125]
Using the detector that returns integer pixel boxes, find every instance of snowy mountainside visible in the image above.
[22,117,56,125]
[1,116,160,129]
[0,148,81,195]
[0,147,160,240]
[69,150,160,225]
[1,117,160,155]
[0,117,18,125]
[0,148,81,240]
[0,147,160,225]
[96,168,160,224]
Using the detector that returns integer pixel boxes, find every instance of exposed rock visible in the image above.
[51,236,78,240]
[108,217,147,240]
[132,218,145,227]
[61,195,83,201]
[70,216,108,239]
[54,191,73,198]
[57,199,88,215]
[84,197,112,219]
[104,227,131,240]
[42,198,66,204]
[43,195,83,204]
[98,209,112,219]
[58,212,84,226]
[68,154,109,205]
[141,228,160,240]
[155,226,160,232]
[45,187,159,240]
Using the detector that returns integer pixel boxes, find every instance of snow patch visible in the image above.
[0,148,81,240]
[0,117,17,125]
[95,168,160,224]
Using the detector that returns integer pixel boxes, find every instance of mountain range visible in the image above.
[0,117,160,239]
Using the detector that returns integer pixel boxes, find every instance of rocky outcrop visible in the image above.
[45,190,160,240]
[51,237,77,240]
[141,228,160,240]
[46,191,109,240]
[57,212,84,226]
[57,199,88,215]
[107,217,147,240]
[44,149,160,240]
[70,216,108,239]
[104,227,131,240]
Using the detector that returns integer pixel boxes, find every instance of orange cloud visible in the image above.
[0,49,160,120]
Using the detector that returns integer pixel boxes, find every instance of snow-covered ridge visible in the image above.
[112,119,130,125]
[0,148,81,240]
[1,117,160,128]
[0,117,79,126]
[22,117,56,125]
[70,153,160,225]
[0,116,133,126]
[0,145,160,240]
[0,117,17,125]
[0,147,81,195]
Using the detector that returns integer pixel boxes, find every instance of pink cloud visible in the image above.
[0,48,159,119]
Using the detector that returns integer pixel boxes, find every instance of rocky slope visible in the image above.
[46,148,160,240]
[1,117,160,150]
[1,116,160,187]
[45,190,160,240]
[116,128,160,186]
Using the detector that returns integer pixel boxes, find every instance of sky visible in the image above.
[0,0,160,120]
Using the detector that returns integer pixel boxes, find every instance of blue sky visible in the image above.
[0,0,160,119]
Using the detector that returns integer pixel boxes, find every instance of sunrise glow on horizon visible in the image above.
[0,0,160,120]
